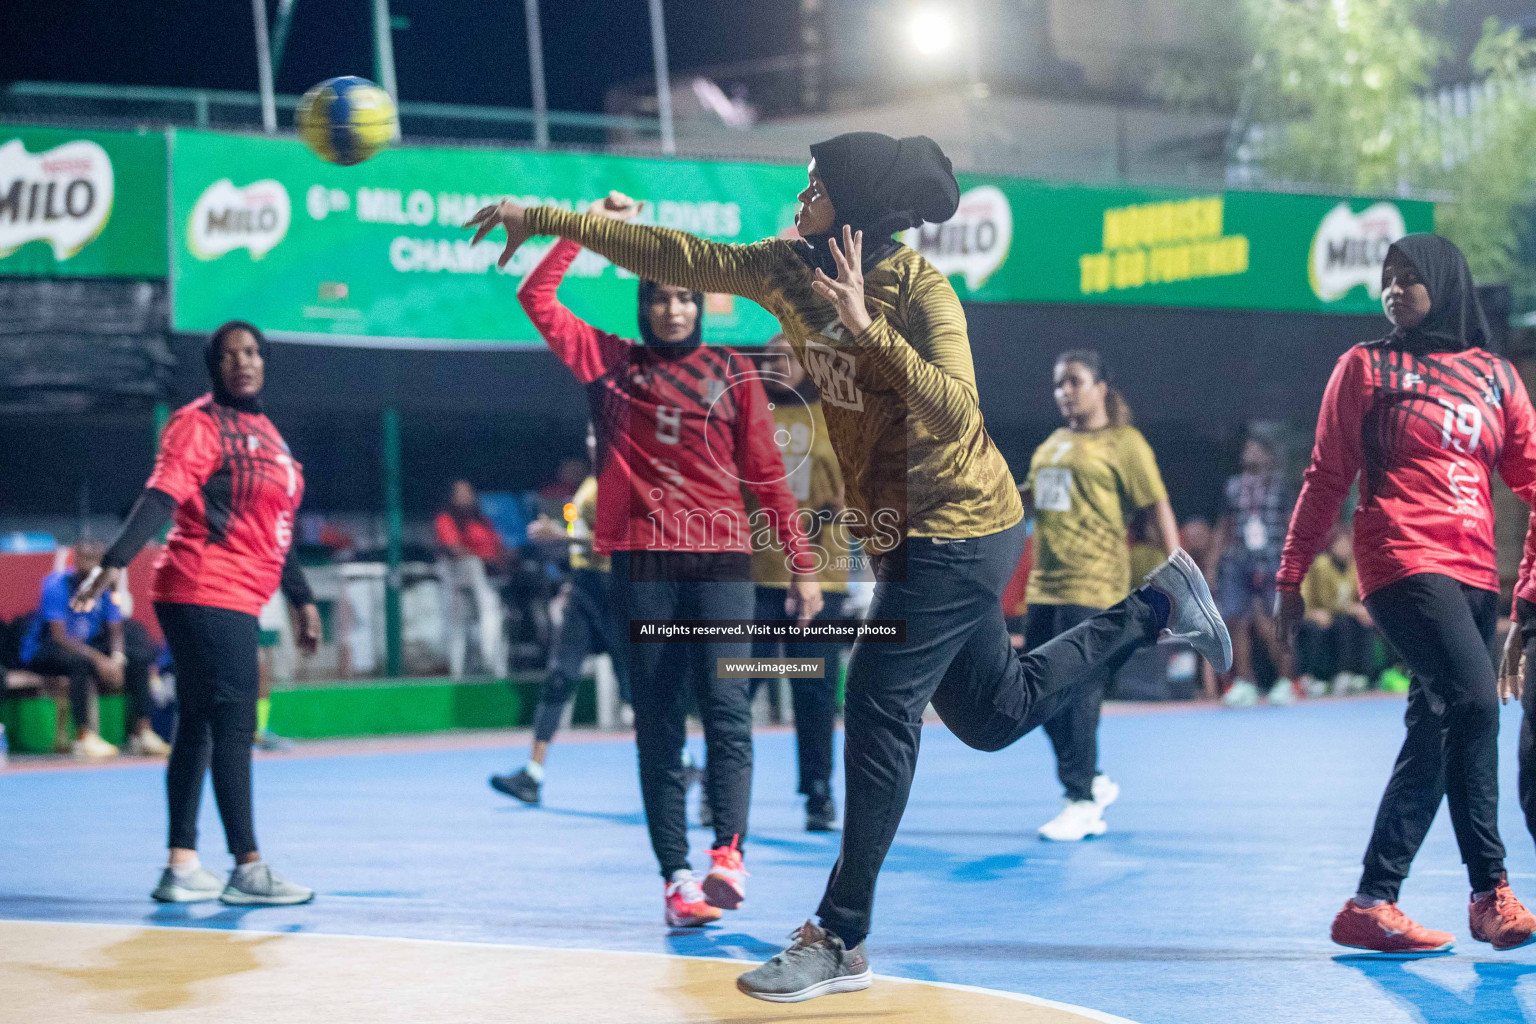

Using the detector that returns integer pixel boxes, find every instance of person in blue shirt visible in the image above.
[22,541,167,759]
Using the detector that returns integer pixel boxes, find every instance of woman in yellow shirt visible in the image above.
[1023,349,1177,842]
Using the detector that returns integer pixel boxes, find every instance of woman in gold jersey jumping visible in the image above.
[466,132,1230,1003]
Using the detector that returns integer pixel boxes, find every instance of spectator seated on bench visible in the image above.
[17,541,168,759]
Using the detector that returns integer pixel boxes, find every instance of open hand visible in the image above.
[465,199,532,268]
[810,225,873,337]
[1500,620,1525,705]
[297,603,322,658]
[70,566,120,614]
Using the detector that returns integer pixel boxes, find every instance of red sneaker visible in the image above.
[1331,899,1454,954]
[664,873,722,928]
[702,836,748,911]
[1470,880,1536,950]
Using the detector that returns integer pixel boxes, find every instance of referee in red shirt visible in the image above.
[75,321,321,907]
[507,195,820,929]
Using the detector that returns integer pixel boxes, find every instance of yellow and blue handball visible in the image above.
[296,76,400,166]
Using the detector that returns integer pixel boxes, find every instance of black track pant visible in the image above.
[1024,603,1106,803]
[610,552,755,879]
[816,520,1164,946]
[750,586,846,798]
[1512,599,1536,861]
[29,621,156,732]
[1357,574,1505,901]
[531,569,631,744]
[157,602,260,858]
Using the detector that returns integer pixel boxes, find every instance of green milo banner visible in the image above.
[0,125,168,278]
[169,128,1435,346]
[170,129,801,346]
[908,176,1435,313]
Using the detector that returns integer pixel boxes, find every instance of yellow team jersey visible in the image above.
[746,399,849,592]
[566,476,608,573]
[525,209,1024,548]
[1025,425,1167,610]
[1301,554,1359,613]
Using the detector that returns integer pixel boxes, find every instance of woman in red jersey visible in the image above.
[73,321,321,907]
[507,196,822,930]
[1277,234,1536,955]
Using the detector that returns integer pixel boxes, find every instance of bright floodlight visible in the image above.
[908,7,956,57]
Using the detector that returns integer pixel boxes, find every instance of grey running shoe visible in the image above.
[1143,548,1233,672]
[219,862,315,906]
[490,769,541,805]
[255,730,294,752]
[737,920,872,1003]
[151,865,225,903]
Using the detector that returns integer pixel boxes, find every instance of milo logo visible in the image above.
[1309,201,1407,302]
[902,185,1012,290]
[0,138,115,261]
[188,178,291,260]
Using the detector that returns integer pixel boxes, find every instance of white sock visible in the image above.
[1352,895,1387,908]
[523,761,545,783]
[668,868,694,885]
[232,860,264,879]
[169,858,202,878]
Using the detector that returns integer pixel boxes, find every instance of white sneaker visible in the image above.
[1091,773,1120,810]
[1038,799,1107,842]
[72,732,119,759]
[1267,678,1297,705]
[127,729,171,757]
[1300,674,1329,698]
[152,864,225,903]
[1223,679,1260,708]
[1142,549,1233,671]
[1333,672,1369,696]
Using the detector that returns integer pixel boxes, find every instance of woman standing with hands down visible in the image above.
[1277,235,1536,955]
[466,132,1230,1003]
[72,321,321,907]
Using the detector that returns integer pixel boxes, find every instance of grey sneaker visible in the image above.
[1143,548,1233,672]
[152,865,225,903]
[219,862,315,906]
[736,920,872,1002]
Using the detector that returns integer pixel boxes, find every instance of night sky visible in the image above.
[0,0,802,112]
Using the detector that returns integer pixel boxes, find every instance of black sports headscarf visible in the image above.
[205,319,269,413]
[1383,234,1490,355]
[636,279,704,359]
[801,132,960,275]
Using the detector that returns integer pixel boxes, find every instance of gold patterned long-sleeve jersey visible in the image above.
[523,207,1023,547]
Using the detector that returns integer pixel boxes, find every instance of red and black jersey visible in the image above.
[1278,342,1536,600]
[519,239,813,572]
[146,394,305,615]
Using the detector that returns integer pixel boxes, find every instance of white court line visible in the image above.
[0,916,1143,1024]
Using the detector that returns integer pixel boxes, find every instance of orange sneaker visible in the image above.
[703,836,748,911]
[664,872,722,928]
[1331,899,1454,955]
[1470,881,1536,950]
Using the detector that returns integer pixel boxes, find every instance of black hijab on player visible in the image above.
[636,279,705,358]
[800,132,961,275]
[205,319,270,413]
[1384,234,1490,355]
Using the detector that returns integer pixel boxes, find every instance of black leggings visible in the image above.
[817,520,1163,946]
[1358,574,1505,901]
[1512,599,1536,861]
[532,569,630,744]
[1024,603,1106,803]
[157,602,260,858]
[29,620,156,731]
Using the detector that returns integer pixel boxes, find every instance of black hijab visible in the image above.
[205,319,268,414]
[1383,234,1490,355]
[636,279,704,360]
[800,132,960,276]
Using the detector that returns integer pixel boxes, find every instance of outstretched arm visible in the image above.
[468,193,783,307]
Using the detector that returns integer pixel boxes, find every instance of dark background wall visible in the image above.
[0,291,1382,523]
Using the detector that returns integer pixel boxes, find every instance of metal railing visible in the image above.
[1,81,660,146]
